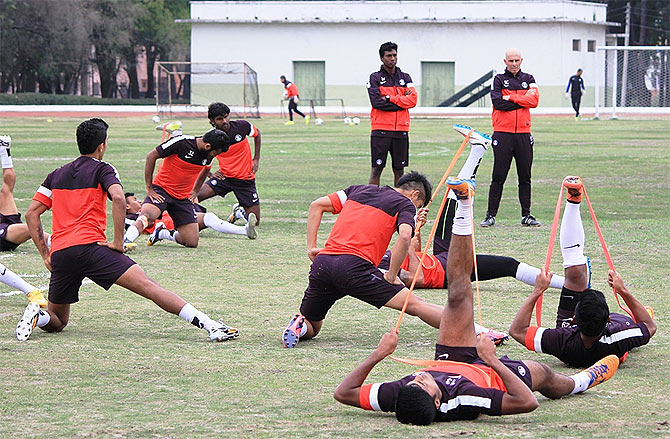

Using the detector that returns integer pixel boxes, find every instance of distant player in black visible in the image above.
[565,69,585,117]
[509,176,656,367]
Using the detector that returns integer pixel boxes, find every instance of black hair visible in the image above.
[208,102,230,120]
[397,171,432,207]
[280,75,287,81]
[577,68,583,72]
[379,41,398,58]
[395,385,437,425]
[76,118,109,155]
[124,192,134,199]
[202,129,231,153]
[575,289,609,337]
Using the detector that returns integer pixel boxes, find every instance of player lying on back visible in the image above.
[334,178,619,425]
[509,176,656,367]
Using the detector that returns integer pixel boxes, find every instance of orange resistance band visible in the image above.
[393,130,472,333]
[387,356,501,389]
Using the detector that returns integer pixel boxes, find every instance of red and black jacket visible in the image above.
[491,69,539,134]
[367,66,417,132]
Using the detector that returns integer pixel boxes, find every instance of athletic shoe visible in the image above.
[645,305,654,319]
[480,215,496,227]
[0,135,11,151]
[155,121,182,134]
[586,256,592,288]
[284,121,295,126]
[208,320,240,342]
[147,222,166,246]
[227,203,245,224]
[584,354,619,390]
[16,302,40,341]
[123,242,138,253]
[27,289,47,308]
[446,177,475,200]
[282,314,305,348]
[563,176,583,203]
[246,213,257,239]
[480,328,509,346]
[521,214,541,227]
[305,115,311,125]
[453,124,491,149]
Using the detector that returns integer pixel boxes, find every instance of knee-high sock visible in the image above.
[452,198,473,236]
[514,262,565,289]
[204,212,246,236]
[178,303,216,331]
[0,263,35,294]
[124,225,140,243]
[449,144,487,200]
[560,202,587,268]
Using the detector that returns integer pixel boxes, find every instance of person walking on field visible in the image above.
[280,75,309,126]
[565,69,585,118]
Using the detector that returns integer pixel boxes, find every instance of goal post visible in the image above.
[156,62,260,118]
[595,46,670,119]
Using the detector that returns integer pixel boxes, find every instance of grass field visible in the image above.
[0,115,668,438]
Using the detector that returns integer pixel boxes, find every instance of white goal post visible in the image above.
[595,46,670,119]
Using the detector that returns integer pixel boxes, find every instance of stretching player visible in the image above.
[16,118,238,342]
[125,192,174,234]
[282,171,504,349]
[123,128,231,248]
[0,262,46,307]
[509,176,656,367]
[334,178,619,424]
[197,102,261,227]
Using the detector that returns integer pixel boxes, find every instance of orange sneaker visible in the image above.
[584,354,619,390]
[563,176,583,203]
[446,177,475,200]
[479,328,509,346]
[282,314,305,348]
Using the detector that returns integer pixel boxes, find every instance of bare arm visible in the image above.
[97,183,126,253]
[509,271,553,344]
[144,149,163,202]
[190,167,210,202]
[334,331,398,407]
[252,131,261,173]
[306,195,335,261]
[384,223,412,285]
[399,237,424,288]
[608,270,656,337]
[25,200,51,271]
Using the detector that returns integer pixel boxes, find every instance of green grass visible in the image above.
[0,115,669,438]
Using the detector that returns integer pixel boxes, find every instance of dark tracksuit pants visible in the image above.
[571,93,581,116]
[288,97,305,120]
[486,132,534,218]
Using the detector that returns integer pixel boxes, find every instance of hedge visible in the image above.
[0,93,158,106]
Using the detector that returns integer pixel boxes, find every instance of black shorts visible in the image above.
[0,213,22,251]
[300,254,405,321]
[49,243,137,304]
[434,344,533,389]
[206,177,259,207]
[143,185,197,227]
[194,203,207,214]
[371,132,409,169]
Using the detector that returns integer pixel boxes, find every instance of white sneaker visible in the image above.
[208,320,239,342]
[227,203,241,223]
[246,213,257,239]
[16,302,41,341]
[0,135,13,168]
[155,121,182,135]
[453,124,491,150]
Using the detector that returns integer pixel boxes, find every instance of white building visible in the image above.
[183,0,614,110]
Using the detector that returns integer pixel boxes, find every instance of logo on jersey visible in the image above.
[185,150,194,159]
[399,79,406,86]
[517,366,526,376]
[201,159,207,165]
[503,79,510,87]
[376,159,383,165]
[522,82,528,89]
[380,76,386,84]
[234,134,242,142]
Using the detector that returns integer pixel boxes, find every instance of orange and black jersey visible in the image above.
[284,81,299,98]
[33,156,121,253]
[215,120,259,180]
[152,135,213,199]
[321,185,416,266]
[491,69,539,133]
[367,66,417,133]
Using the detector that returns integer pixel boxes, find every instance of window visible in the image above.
[572,39,581,51]
[587,40,596,52]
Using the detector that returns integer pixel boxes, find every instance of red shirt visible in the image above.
[215,120,258,180]
[284,81,299,98]
[400,252,446,288]
[152,135,213,199]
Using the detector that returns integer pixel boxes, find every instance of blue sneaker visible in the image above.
[446,177,475,200]
[453,124,491,149]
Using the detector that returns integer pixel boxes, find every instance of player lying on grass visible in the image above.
[282,171,506,349]
[125,192,175,233]
[509,176,656,367]
[122,127,232,249]
[16,118,239,342]
[334,178,619,425]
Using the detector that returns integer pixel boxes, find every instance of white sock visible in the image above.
[569,371,592,394]
[0,263,36,294]
[560,202,587,268]
[0,136,13,169]
[124,225,140,243]
[178,303,215,331]
[158,228,175,241]
[448,147,486,200]
[36,310,51,328]
[452,198,473,235]
[515,262,566,289]
[204,212,246,236]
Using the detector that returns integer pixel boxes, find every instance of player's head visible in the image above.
[76,118,109,155]
[280,75,287,84]
[504,48,523,74]
[208,102,231,131]
[395,373,440,425]
[577,68,583,76]
[397,171,432,208]
[124,192,141,214]
[379,42,398,69]
[575,289,610,337]
[202,128,232,156]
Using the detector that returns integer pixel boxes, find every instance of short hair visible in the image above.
[76,118,109,155]
[208,102,230,120]
[280,75,286,81]
[124,192,134,199]
[379,41,398,58]
[575,289,609,337]
[577,68,583,73]
[202,128,231,153]
[395,385,436,425]
[397,171,432,207]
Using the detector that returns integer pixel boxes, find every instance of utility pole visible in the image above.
[620,2,631,106]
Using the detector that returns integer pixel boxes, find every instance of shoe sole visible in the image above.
[282,315,304,348]
[246,213,257,239]
[16,302,40,341]
[481,223,495,227]
[521,223,541,227]
[453,124,491,148]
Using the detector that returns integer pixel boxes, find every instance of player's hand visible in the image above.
[607,269,626,292]
[403,89,413,96]
[98,241,124,253]
[188,191,198,203]
[213,169,226,180]
[308,247,323,261]
[375,330,399,357]
[565,92,570,99]
[42,256,52,272]
[534,271,553,293]
[146,188,164,204]
[252,158,259,173]
[416,207,429,224]
[476,335,497,364]
[384,271,403,286]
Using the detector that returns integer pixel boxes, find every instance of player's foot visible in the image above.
[16,302,40,341]
[453,124,491,149]
[156,121,182,134]
[123,241,138,253]
[480,215,496,227]
[563,176,583,203]
[227,203,245,224]
[27,289,47,308]
[284,121,295,126]
[208,320,240,342]
[282,314,305,348]
[0,135,11,151]
[246,213,257,239]
[645,305,654,319]
[584,354,619,390]
[521,214,541,227]
[479,328,509,346]
[147,222,166,246]
[446,177,475,199]
[305,115,311,125]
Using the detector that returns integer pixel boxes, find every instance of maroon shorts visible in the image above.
[299,254,405,321]
[143,185,197,227]
[49,243,137,304]
[0,213,22,251]
[434,344,533,389]
[206,177,259,207]
[370,132,409,170]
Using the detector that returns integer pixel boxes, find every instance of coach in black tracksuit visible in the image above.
[566,69,585,117]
